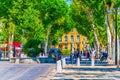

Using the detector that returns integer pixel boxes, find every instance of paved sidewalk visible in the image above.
[51,65,120,80]
[38,68,56,80]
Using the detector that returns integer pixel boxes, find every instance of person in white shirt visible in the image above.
[91,48,96,59]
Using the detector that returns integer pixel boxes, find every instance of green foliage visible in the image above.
[39,0,73,45]
[39,0,68,24]
[51,29,64,45]
[96,25,107,46]
[1,0,119,52]
[0,22,8,42]
[0,0,45,44]
[23,39,42,57]
[71,0,107,47]
[62,49,71,55]
[22,3,45,41]
[70,1,92,37]
[118,8,120,39]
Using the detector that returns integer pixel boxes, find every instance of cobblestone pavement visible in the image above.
[51,64,120,80]
[0,62,55,80]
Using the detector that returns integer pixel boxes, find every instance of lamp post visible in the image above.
[115,0,118,65]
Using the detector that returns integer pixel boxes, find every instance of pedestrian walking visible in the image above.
[74,48,78,59]
[13,46,16,57]
[76,48,82,61]
[0,48,3,60]
[86,50,91,61]
[91,48,96,59]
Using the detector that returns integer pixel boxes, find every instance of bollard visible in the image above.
[56,60,62,72]
[77,58,80,66]
[62,58,66,68]
[21,53,24,58]
[15,58,20,64]
[91,58,94,66]
[30,58,33,63]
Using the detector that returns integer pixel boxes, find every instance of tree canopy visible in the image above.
[0,0,120,57]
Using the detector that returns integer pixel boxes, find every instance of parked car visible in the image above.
[48,48,62,60]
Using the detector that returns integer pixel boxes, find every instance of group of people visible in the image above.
[0,46,22,59]
[70,48,97,61]
[70,48,109,63]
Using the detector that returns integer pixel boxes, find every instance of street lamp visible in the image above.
[115,0,118,65]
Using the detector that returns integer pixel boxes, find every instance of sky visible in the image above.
[65,0,72,6]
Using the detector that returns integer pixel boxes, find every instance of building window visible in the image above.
[59,37,62,42]
[64,44,68,49]
[64,36,68,42]
[77,35,80,42]
[71,35,74,42]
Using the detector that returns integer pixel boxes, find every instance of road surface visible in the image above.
[0,62,55,80]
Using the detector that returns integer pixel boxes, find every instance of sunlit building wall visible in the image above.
[55,28,86,52]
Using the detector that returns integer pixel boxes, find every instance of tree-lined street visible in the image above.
[0,0,120,80]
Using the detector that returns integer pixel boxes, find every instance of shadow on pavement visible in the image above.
[65,67,120,72]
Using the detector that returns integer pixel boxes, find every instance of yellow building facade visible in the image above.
[56,28,86,52]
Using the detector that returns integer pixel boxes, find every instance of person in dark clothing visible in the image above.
[86,50,91,61]
[76,48,80,58]
[70,48,77,63]
[0,49,2,59]
[83,50,86,57]
[73,48,77,59]
[103,52,108,58]
[100,52,108,61]
[13,46,16,57]
[76,48,82,61]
